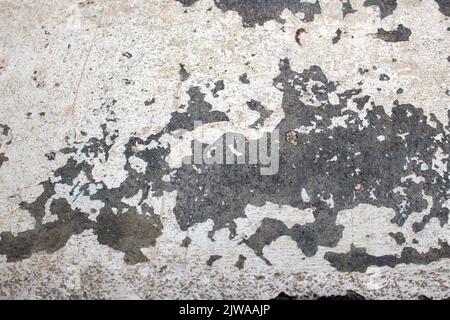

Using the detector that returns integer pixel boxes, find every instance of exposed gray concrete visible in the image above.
[0,0,449,299]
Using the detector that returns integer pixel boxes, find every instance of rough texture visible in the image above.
[0,0,449,300]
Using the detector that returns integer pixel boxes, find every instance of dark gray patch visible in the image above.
[397,88,403,94]
[358,67,369,75]
[0,124,12,146]
[45,152,56,161]
[325,242,450,272]
[332,28,342,44]
[353,95,370,110]
[0,198,93,262]
[170,58,448,268]
[165,86,229,132]
[2,58,448,272]
[211,80,224,98]
[214,0,321,27]
[1,123,167,265]
[389,232,406,245]
[93,205,163,264]
[19,179,57,226]
[243,216,343,265]
[122,52,132,59]
[179,64,190,82]
[176,0,200,6]
[235,254,247,269]
[342,0,357,17]
[239,73,250,84]
[181,236,192,247]
[375,24,411,42]
[0,153,8,167]
[435,0,450,16]
[379,74,390,81]
[363,0,397,19]
[0,124,11,137]
[317,290,366,300]
[144,98,155,106]
[206,255,222,266]
[81,124,118,161]
[247,100,274,129]
[272,292,297,300]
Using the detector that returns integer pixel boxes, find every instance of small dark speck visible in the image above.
[39,112,46,116]
[144,98,155,106]
[181,236,191,248]
[206,255,222,266]
[332,28,342,44]
[179,64,190,82]
[379,74,390,81]
[392,58,397,62]
[26,112,32,117]
[211,80,225,98]
[397,88,404,94]
[122,79,134,86]
[45,152,56,161]
[358,67,369,75]
[234,254,247,270]
[122,52,132,59]
[239,73,250,84]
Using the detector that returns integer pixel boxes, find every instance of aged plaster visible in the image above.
[0,0,449,299]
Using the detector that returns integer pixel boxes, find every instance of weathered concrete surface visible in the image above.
[0,0,449,299]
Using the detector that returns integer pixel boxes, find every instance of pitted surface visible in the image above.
[0,0,449,299]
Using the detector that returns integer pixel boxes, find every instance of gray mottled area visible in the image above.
[389,232,406,245]
[213,0,321,27]
[170,58,449,266]
[0,58,448,271]
[435,0,450,16]
[165,86,229,132]
[375,24,411,42]
[94,204,162,264]
[247,99,274,128]
[179,63,190,82]
[211,80,225,98]
[0,199,93,262]
[342,0,357,18]
[363,0,397,19]
[325,242,450,272]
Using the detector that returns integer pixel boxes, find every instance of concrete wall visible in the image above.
[0,0,449,299]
